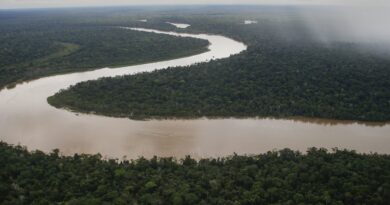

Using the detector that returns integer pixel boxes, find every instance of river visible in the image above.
[0,27,389,159]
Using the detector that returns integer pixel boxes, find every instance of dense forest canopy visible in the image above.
[46,7,390,121]
[0,9,209,89]
[1,142,390,205]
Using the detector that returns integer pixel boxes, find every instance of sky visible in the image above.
[0,0,379,9]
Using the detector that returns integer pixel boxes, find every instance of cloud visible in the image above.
[298,1,390,47]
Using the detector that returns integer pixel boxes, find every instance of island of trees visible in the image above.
[1,142,390,204]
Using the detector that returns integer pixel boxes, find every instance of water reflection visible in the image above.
[289,117,388,127]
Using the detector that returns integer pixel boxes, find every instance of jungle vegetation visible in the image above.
[0,10,209,89]
[1,142,390,205]
[47,7,390,121]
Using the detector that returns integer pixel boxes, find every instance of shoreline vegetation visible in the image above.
[1,142,389,204]
[47,53,390,122]
[46,103,390,127]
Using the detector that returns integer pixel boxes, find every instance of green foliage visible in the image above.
[0,11,209,89]
[49,10,390,121]
[1,142,390,204]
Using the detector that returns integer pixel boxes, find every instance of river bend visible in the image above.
[0,27,389,159]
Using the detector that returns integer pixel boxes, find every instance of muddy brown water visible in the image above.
[0,27,389,159]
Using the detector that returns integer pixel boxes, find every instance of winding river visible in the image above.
[0,27,389,159]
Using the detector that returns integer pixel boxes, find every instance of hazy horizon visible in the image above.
[0,0,385,9]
